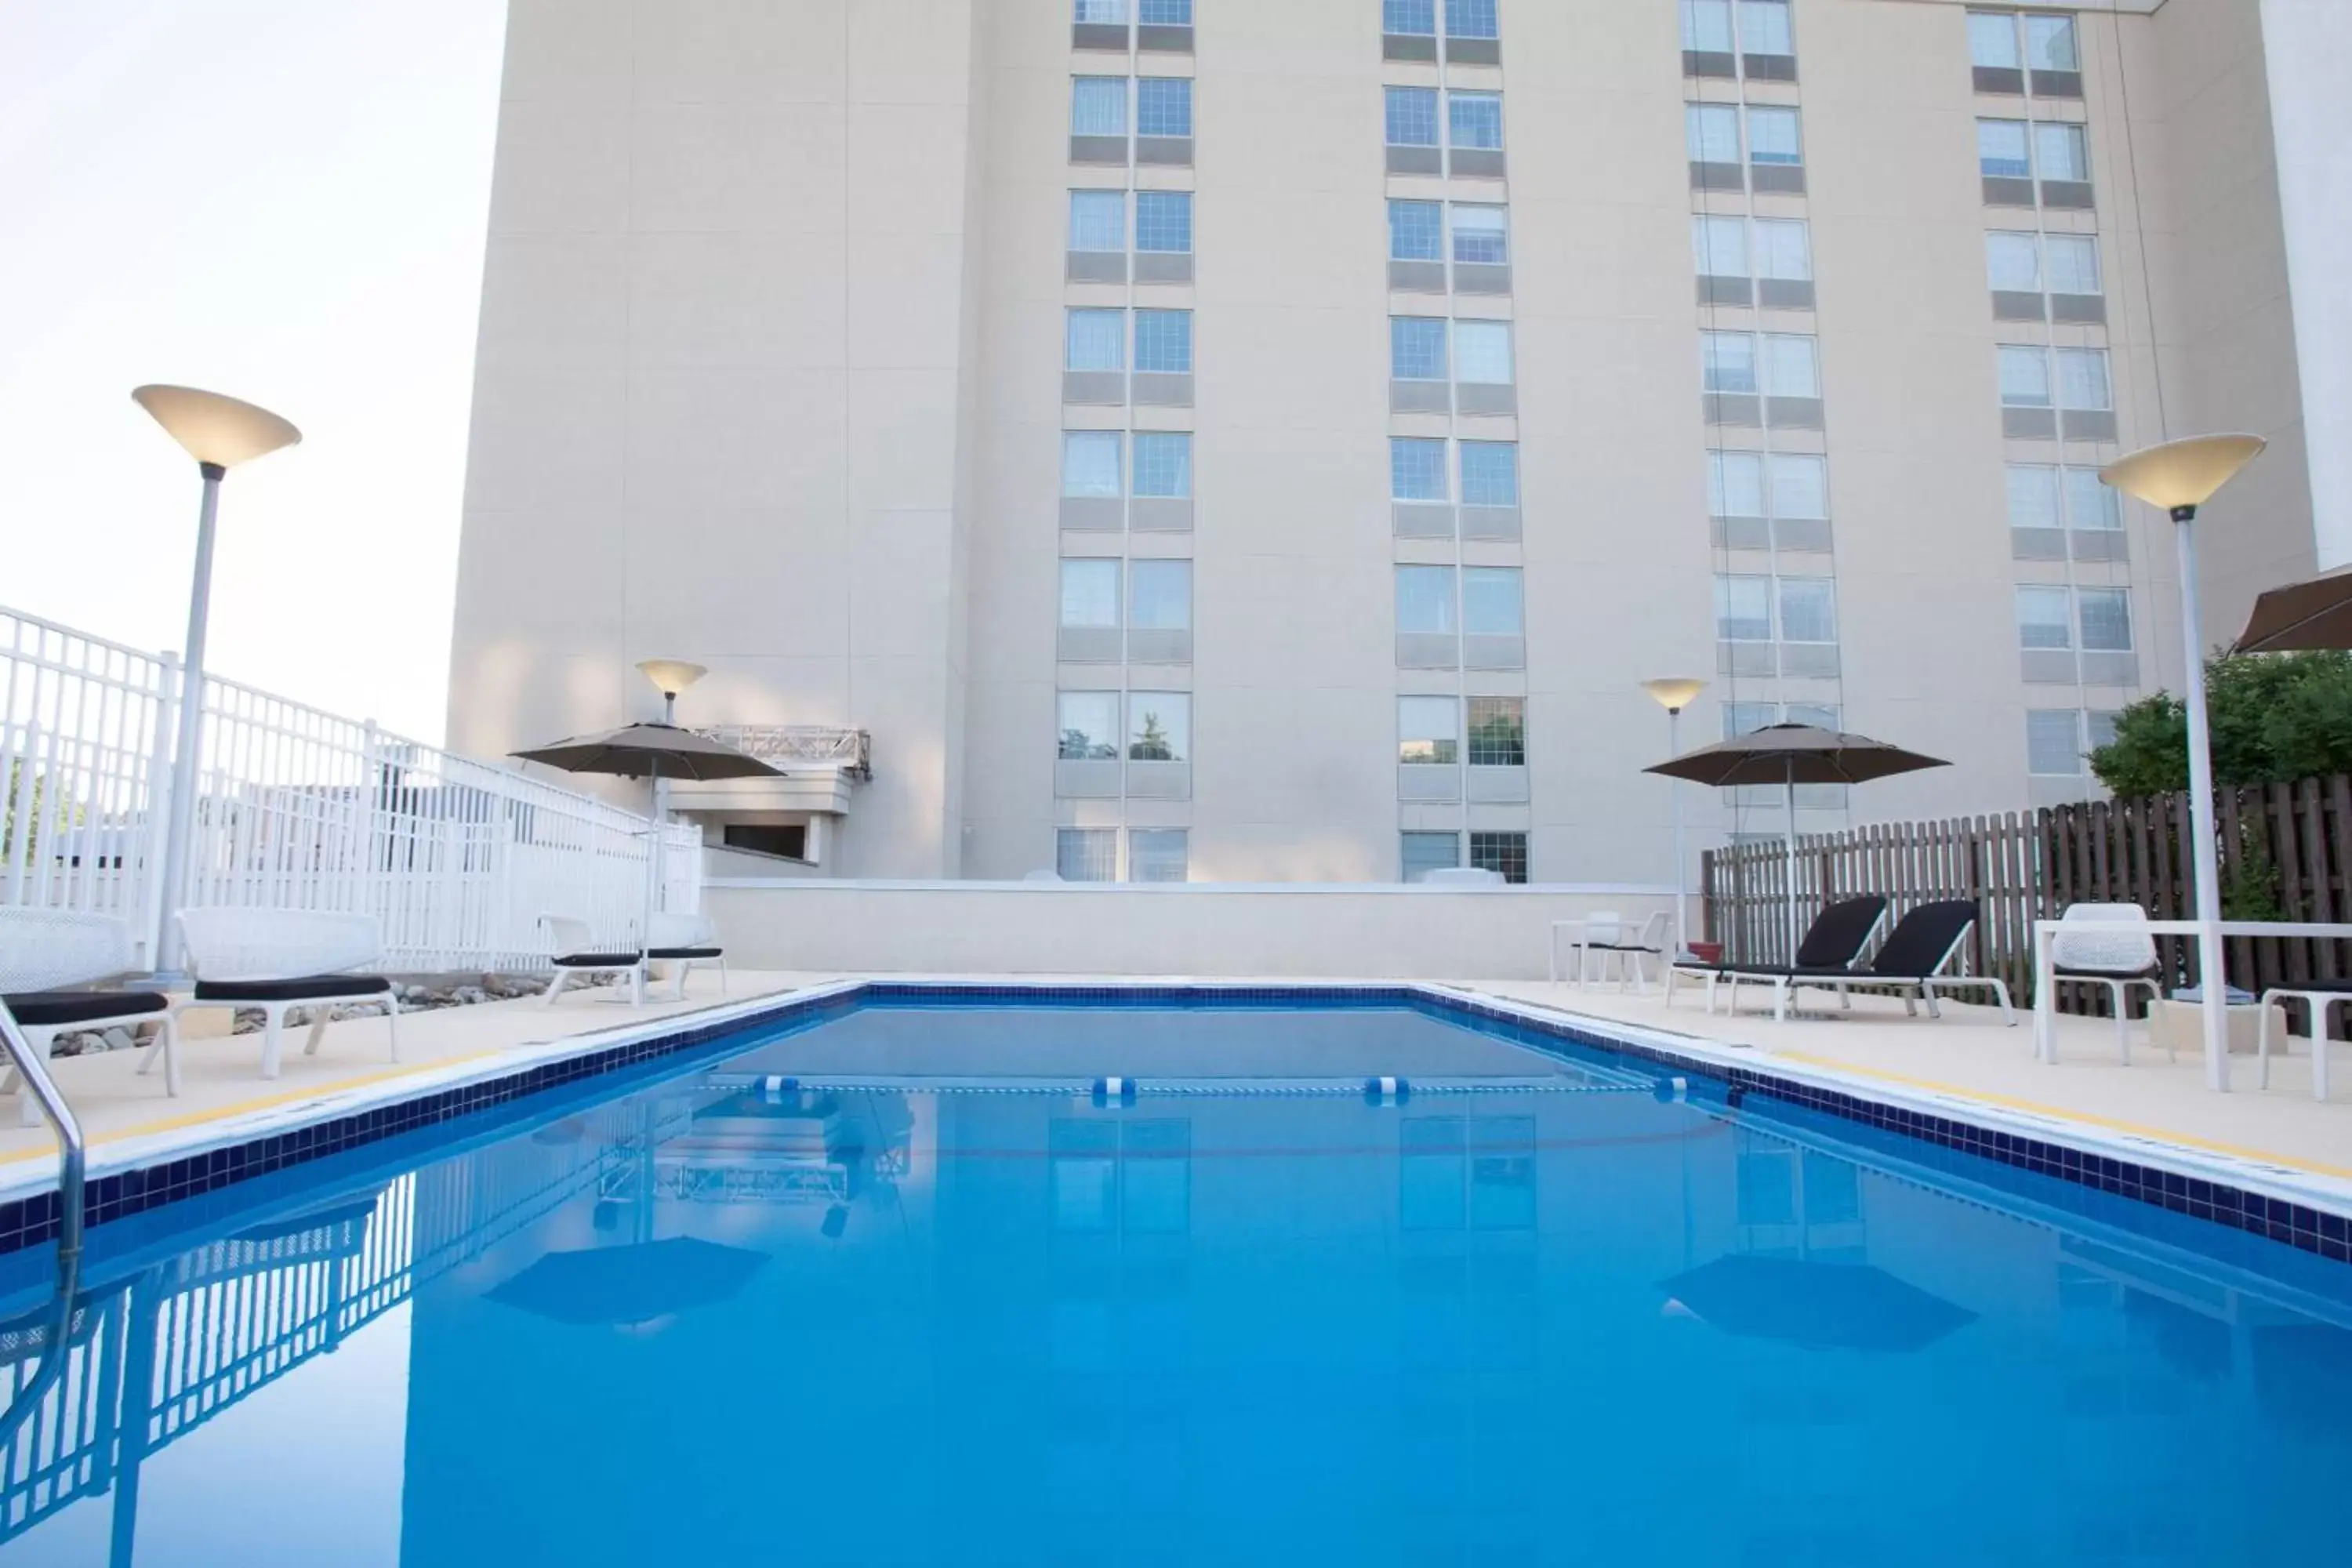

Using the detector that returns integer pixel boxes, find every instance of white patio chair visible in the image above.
[647,912,725,1000]
[2256,979,2352,1102]
[171,909,399,1080]
[540,914,646,1007]
[0,909,178,1121]
[1555,910,1670,993]
[2049,902,2164,1063]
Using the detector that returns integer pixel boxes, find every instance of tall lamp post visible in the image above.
[634,659,707,938]
[1641,678,1708,957]
[132,386,302,975]
[2100,434,2267,1092]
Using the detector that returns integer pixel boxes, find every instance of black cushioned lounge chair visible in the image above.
[1722,900,2014,1025]
[1666,895,1888,1021]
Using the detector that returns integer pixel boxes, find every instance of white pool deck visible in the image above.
[1,971,2347,1219]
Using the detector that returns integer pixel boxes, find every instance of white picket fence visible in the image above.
[0,604,699,973]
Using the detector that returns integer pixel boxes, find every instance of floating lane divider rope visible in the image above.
[1365,1076,1409,1106]
[1092,1076,1139,1108]
[707,1073,1657,1098]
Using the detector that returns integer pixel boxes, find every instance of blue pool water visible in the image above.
[1,996,2348,1565]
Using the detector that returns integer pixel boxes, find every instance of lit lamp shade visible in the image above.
[636,659,708,697]
[130,385,301,469]
[1641,677,1708,712]
[2100,434,2267,511]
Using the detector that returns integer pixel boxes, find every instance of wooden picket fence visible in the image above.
[1701,775,2352,1013]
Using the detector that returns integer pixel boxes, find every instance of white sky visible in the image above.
[0,0,509,746]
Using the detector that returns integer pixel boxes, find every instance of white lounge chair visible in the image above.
[647,912,725,1000]
[0,909,179,1120]
[540,914,647,1007]
[2049,902,2164,1062]
[172,908,400,1080]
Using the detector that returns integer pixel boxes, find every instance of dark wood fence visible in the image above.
[1701,775,2352,1010]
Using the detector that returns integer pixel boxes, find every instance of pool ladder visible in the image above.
[0,1006,85,1275]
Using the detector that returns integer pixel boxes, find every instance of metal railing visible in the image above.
[1,603,701,971]
[694,724,871,781]
[0,1011,82,1276]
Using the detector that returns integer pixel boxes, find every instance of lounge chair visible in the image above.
[0,909,179,1120]
[1666,895,1889,1022]
[1744,900,2015,1025]
[171,909,400,1080]
[541,914,647,1007]
[2256,979,2351,1102]
[1553,909,1671,993]
[2049,902,2163,1062]
[647,913,725,1000]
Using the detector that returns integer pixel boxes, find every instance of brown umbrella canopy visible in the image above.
[2234,568,2352,655]
[512,723,779,782]
[1645,724,1949,789]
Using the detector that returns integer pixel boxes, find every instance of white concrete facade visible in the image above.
[451,0,2332,887]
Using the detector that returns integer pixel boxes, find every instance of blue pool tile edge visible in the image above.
[0,978,2343,1266]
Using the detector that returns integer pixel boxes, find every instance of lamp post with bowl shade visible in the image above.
[1641,678,1708,958]
[634,659,707,940]
[132,387,302,975]
[2099,434,2267,1092]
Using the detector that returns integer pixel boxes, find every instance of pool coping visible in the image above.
[0,978,2343,1265]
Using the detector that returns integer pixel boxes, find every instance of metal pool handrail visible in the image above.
[0,1006,84,1272]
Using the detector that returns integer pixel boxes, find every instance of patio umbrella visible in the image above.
[2233,565,2352,653]
[512,723,777,963]
[1660,1254,1976,1354]
[487,1237,768,1327]
[1644,724,1948,960]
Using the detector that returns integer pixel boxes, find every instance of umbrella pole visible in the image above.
[637,760,660,1007]
[1784,765,1800,964]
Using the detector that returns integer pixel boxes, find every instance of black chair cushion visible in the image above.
[647,946,722,960]
[2056,965,2161,981]
[3,991,169,1028]
[1867,900,1978,980]
[554,952,642,968]
[2265,979,2352,994]
[192,975,393,1004]
[1794,896,1889,969]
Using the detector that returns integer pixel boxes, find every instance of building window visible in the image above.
[1682,0,1733,55]
[2065,467,2119,529]
[1058,691,1123,757]
[1459,441,1519,505]
[1137,77,1192,139]
[1739,0,1794,57]
[1132,433,1191,498]
[1448,0,1501,42]
[2078,586,2132,651]
[1135,191,1192,253]
[1468,696,1525,766]
[1392,437,1450,501]
[1762,334,1820,398]
[1064,431,1123,497]
[1058,828,1117,881]
[1134,309,1193,372]
[1129,559,1191,630]
[1756,217,1810,280]
[1747,106,1802,165]
[2005,464,2060,529]
[1449,90,1504,151]
[1385,0,1438,38]
[1128,828,1189,882]
[1386,85,1440,147]
[2046,234,2100,296]
[1468,831,1528,884]
[1067,308,1126,372]
[1462,567,1523,635]
[1701,332,1758,394]
[1454,321,1514,386]
[1977,119,2031,178]
[1693,215,1747,279]
[1389,199,1444,262]
[2034,122,2088,182]
[2015,585,2074,649]
[2056,347,2110,411]
[1399,695,1461,765]
[1076,0,1129,21]
[1392,316,1450,380]
[1998,345,2052,407]
[2027,14,2079,72]
[1070,190,1125,252]
[1073,77,1128,137]
[1127,691,1190,760]
[1715,575,1774,641]
[2026,709,2087,775]
[1708,451,1763,517]
[1777,577,1837,644]
[1450,205,1509,265]
[1401,831,1461,883]
[1140,0,1192,23]
[1687,103,1741,165]
[1986,231,2039,292]
[1969,11,2020,68]
[1772,453,1828,519]
[1061,559,1122,629]
[1729,701,1838,739]
[1396,565,1457,634]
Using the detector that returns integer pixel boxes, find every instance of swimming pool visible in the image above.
[0,992,2346,1564]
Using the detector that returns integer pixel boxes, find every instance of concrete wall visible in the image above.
[702,880,1677,980]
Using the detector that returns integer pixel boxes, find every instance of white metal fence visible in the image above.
[1,604,698,973]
